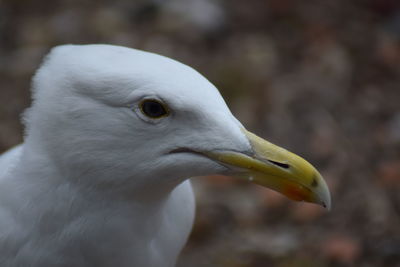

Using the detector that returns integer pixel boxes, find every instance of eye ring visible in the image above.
[139,99,170,119]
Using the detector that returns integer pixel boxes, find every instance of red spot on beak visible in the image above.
[283,184,312,202]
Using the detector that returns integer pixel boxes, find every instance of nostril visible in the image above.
[267,160,290,169]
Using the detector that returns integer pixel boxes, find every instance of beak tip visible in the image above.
[322,199,331,211]
[319,184,331,211]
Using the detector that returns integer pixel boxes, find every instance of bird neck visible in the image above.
[19,142,184,206]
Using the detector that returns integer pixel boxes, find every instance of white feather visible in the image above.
[0,44,251,267]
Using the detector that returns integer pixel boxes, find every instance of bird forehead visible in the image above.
[52,44,199,81]
[46,45,225,108]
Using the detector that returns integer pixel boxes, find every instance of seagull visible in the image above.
[0,44,330,267]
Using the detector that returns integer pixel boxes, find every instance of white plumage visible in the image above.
[0,45,250,267]
[0,44,330,267]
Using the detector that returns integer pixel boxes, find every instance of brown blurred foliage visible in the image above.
[1,0,400,266]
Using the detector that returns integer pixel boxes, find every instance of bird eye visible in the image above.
[139,99,169,119]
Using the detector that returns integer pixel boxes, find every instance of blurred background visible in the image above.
[1,0,399,266]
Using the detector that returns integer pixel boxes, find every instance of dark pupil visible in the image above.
[142,101,167,117]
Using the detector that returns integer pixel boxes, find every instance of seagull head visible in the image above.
[25,44,330,209]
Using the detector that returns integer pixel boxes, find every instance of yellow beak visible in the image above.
[207,129,331,209]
